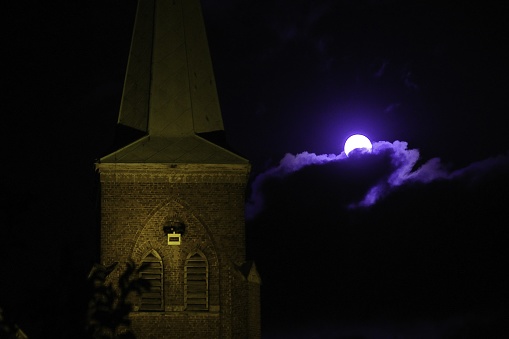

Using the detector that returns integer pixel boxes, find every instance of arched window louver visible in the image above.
[185,251,208,311]
[139,250,163,311]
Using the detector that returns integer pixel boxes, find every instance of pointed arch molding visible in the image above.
[131,197,219,262]
[130,197,221,312]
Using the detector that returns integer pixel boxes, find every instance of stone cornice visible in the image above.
[96,163,250,184]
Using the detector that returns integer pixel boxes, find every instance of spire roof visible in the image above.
[100,0,247,165]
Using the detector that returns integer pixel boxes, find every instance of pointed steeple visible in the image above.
[101,0,245,164]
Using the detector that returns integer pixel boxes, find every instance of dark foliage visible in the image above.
[86,261,150,339]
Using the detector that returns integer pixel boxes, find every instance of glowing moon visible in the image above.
[344,134,372,156]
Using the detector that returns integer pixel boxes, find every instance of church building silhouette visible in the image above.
[95,1,261,337]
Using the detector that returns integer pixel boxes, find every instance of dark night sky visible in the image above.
[2,1,509,338]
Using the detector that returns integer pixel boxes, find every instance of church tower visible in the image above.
[95,1,261,338]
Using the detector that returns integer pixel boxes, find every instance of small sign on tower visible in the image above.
[163,220,185,246]
[168,233,181,245]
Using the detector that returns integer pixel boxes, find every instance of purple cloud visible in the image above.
[246,140,509,219]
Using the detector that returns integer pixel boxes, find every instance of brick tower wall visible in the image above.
[96,163,252,338]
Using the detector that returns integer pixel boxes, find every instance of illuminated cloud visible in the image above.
[246,140,509,219]
[354,140,449,207]
[246,151,345,218]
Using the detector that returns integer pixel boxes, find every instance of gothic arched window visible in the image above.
[185,251,208,311]
[139,250,163,311]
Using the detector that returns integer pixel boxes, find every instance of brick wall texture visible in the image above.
[96,163,260,338]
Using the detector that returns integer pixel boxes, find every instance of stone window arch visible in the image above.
[139,250,163,311]
[185,251,208,311]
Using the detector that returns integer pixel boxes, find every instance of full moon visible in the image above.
[344,134,373,156]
